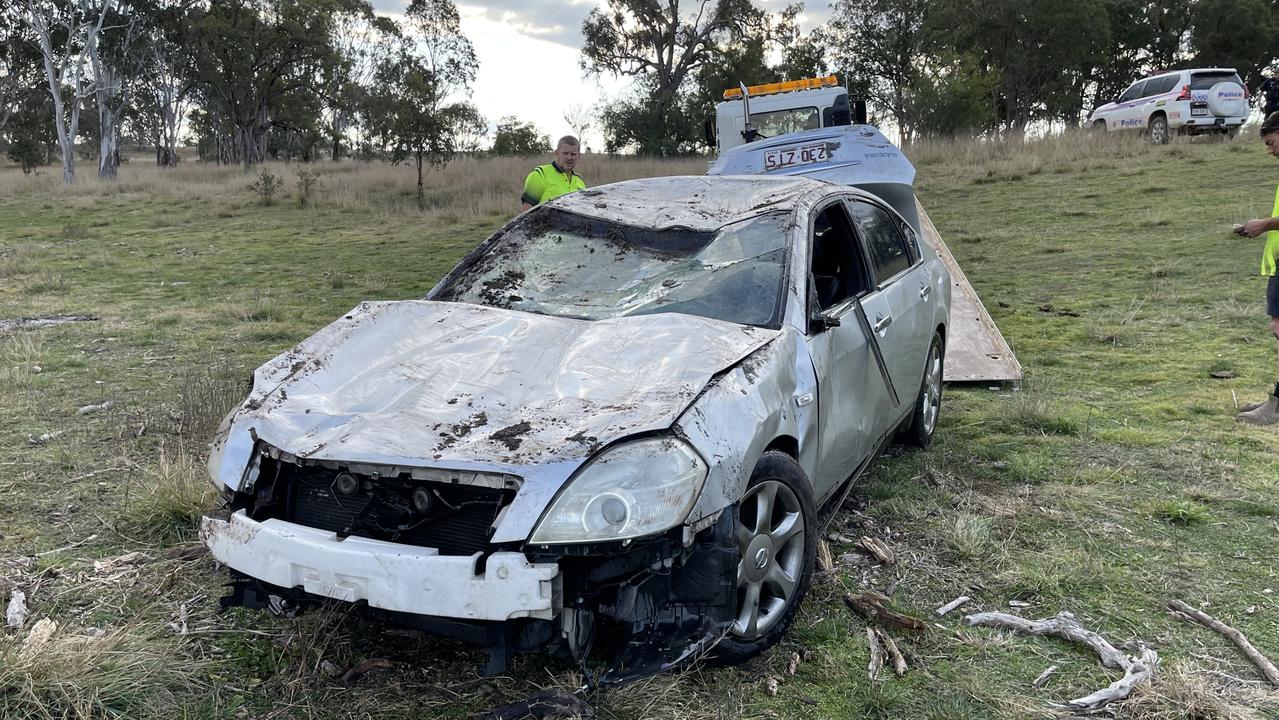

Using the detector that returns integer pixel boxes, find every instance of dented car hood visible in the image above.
[214,300,779,480]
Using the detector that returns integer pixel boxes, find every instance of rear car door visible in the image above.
[802,200,891,487]
[847,198,930,426]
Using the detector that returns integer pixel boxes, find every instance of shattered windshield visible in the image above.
[435,208,792,327]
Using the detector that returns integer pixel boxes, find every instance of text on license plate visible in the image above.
[1191,108,1208,116]
[764,143,830,171]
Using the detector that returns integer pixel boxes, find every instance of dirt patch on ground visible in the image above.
[0,314,98,332]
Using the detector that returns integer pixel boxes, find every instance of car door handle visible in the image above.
[873,314,892,332]
[919,284,931,299]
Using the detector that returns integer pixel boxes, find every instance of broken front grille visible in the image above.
[253,454,516,556]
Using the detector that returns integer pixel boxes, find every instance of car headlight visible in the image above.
[529,438,708,545]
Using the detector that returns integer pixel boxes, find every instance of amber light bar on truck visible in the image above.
[723,75,839,100]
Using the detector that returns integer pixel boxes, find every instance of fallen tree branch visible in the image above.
[816,540,833,572]
[1032,664,1058,688]
[866,627,883,680]
[935,595,970,617]
[857,536,895,565]
[1168,599,1279,688]
[963,611,1127,669]
[876,629,907,676]
[845,592,928,632]
[962,610,1158,713]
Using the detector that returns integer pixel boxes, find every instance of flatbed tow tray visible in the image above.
[916,202,1022,383]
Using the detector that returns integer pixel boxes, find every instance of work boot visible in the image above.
[1240,399,1266,412]
[1236,395,1279,426]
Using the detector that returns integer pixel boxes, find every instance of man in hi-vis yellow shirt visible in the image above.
[1235,112,1279,425]
[521,136,585,211]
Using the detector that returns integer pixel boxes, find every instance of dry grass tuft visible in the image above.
[120,442,218,543]
[0,622,207,720]
[177,366,247,441]
[1118,663,1271,720]
[939,512,996,560]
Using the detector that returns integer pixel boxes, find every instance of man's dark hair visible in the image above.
[1262,112,1279,136]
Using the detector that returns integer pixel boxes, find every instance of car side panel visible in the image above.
[675,329,822,520]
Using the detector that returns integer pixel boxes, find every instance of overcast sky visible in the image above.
[370,0,824,152]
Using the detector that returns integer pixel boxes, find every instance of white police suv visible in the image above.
[1088,68,1249,144]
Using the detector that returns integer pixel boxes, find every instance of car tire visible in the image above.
[1148,115,1170,145]
[712,450,816,663]
[901,333,944,448]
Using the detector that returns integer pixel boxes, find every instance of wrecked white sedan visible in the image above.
[201,175,951,680]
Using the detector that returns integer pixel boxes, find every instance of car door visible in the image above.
[846,198,930,428]
[1114,80,1147,130]
[802,200,893,489]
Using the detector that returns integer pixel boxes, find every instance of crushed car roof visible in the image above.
[549,175,827,232]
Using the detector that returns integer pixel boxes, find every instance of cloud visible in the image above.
[461,0,597,48]
[370,0,831,51]
[368,0,595,49]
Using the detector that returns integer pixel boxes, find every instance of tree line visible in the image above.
[2,0,485,194]
[585,0,1279,152]
[4,0,1279,178]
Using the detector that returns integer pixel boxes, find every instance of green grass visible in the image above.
[2,139,1278,719]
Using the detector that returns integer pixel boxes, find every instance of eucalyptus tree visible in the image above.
[128,0,193,166]
[1,5,43,134]
[328,2,398,160]
[581,0,762,154]
[22,0,115,183]
[185,0,340,167]
[364,0,476,207]
[89,0,150,178]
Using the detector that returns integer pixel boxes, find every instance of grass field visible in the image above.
[2,135,1278,720]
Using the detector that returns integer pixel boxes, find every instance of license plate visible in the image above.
[1191,108,1208,116]
[764,143,830,171]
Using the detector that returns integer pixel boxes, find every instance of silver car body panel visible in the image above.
[208,299,778,543]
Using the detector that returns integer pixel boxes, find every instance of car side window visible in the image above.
[1119,81,1146,103]
[1145,75,1176,96]
[848,200,913,286]
[809,203,870,312]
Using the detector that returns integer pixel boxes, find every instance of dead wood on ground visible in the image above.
[844,592,928,632]
[962,610,1158,713]
[1168,599,1279,688]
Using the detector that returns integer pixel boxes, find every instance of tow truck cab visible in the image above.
[709,75,861,153]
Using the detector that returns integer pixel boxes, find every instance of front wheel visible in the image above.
[901,333,944,448]
[712,451,816,663]
[1149,115,1170,145]
[1091,119,1107,133]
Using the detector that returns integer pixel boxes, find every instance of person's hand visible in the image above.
[1241,219,1272,237]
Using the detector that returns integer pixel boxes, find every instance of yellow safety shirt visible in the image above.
[521,162,585,206]
[1265,184,1279,276]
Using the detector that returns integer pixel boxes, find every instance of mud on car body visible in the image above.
[201,175,951,681]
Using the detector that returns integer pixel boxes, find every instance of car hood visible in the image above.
[226,300,779,470]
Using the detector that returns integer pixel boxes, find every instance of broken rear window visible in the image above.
[435,208,791,327]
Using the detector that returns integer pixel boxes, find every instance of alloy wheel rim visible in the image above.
[921,345,942,435]
[731,479,805,639]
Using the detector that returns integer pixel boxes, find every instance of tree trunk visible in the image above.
[416,152,425,210]
[98,108,119,180]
